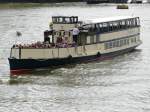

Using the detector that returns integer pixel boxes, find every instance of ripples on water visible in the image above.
[0,3,150,112]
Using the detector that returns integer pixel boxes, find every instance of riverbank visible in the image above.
[0,3,52,8]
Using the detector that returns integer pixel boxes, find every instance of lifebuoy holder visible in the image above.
[97,52,101,57]
[67,55,72,60]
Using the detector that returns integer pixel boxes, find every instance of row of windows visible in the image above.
[82,17,140,33]
[86,35,100,44]
[105,36,139,49]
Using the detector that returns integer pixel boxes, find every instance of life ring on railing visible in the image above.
[97,52,101,57]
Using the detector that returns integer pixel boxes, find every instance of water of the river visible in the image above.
[0,3,150,112]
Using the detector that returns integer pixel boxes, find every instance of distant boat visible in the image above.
[117,4,129,9]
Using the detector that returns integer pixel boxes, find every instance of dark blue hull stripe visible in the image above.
[8,46,137,70]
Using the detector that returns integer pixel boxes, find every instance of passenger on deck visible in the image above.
[56,37,63,47]
[72,25,80,44]
[62,37,68,48]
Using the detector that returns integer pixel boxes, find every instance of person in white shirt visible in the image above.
[72,26,80,44]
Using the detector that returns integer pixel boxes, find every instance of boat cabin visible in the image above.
[79,16,140,45]
[44,16,140,48]
[43,16,140,47]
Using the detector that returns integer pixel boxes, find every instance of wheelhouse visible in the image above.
[45,16,82,45]
[52,16,79,24]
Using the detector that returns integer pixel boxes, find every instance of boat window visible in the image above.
[61,31,63,36]
[53,32,56,35]
[113,22,119,31]
[135,37,137,42]
[131,37,136,43]
[65,18,70,23]
[135,18,138,26]
[96,34,100,42]
[112,41,116,47]
[120,39,124,46]
[120,20,126,29]
[86,36,91,44]
[74,17,78,23]
[127,19,130,27]
[102,23,109,32]
[136,36,140,41]
[83,24,91,30]
[116,40,119,47]
[109,22,113,31]
[133,18,137,26]
[70,17,74,23]
[59,32,61,36]
[62,17,66,23]
[59,18,63,23]
[94,35,97,43]
[90,35,94,43]
[137,17,140,26]
[129,19,133,27]
[95,24,100,32]
[89,24,95,32]
[130,18,134,27]
[104,37,134,49]
[52,18,57,23]
[65,31,68,36]
[105,42,109,49]
[99,24,103,32]
[127,39,129,44]
[56,32,59,36]
[123,39,126,45]
[131,38,133,43]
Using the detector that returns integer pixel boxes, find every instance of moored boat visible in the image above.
[117,4,129,9]
[8,16,142,74]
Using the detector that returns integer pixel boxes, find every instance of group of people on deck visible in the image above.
[55,25,80,48]
[13,26,80,49]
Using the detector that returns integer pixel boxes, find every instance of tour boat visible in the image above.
[8,16,142,74]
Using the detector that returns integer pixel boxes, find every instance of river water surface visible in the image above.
[0,3,150,112]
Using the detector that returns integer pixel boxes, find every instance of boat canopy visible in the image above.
[83,16,139,24]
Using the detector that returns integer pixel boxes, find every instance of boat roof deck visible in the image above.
[83,16,139,24]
